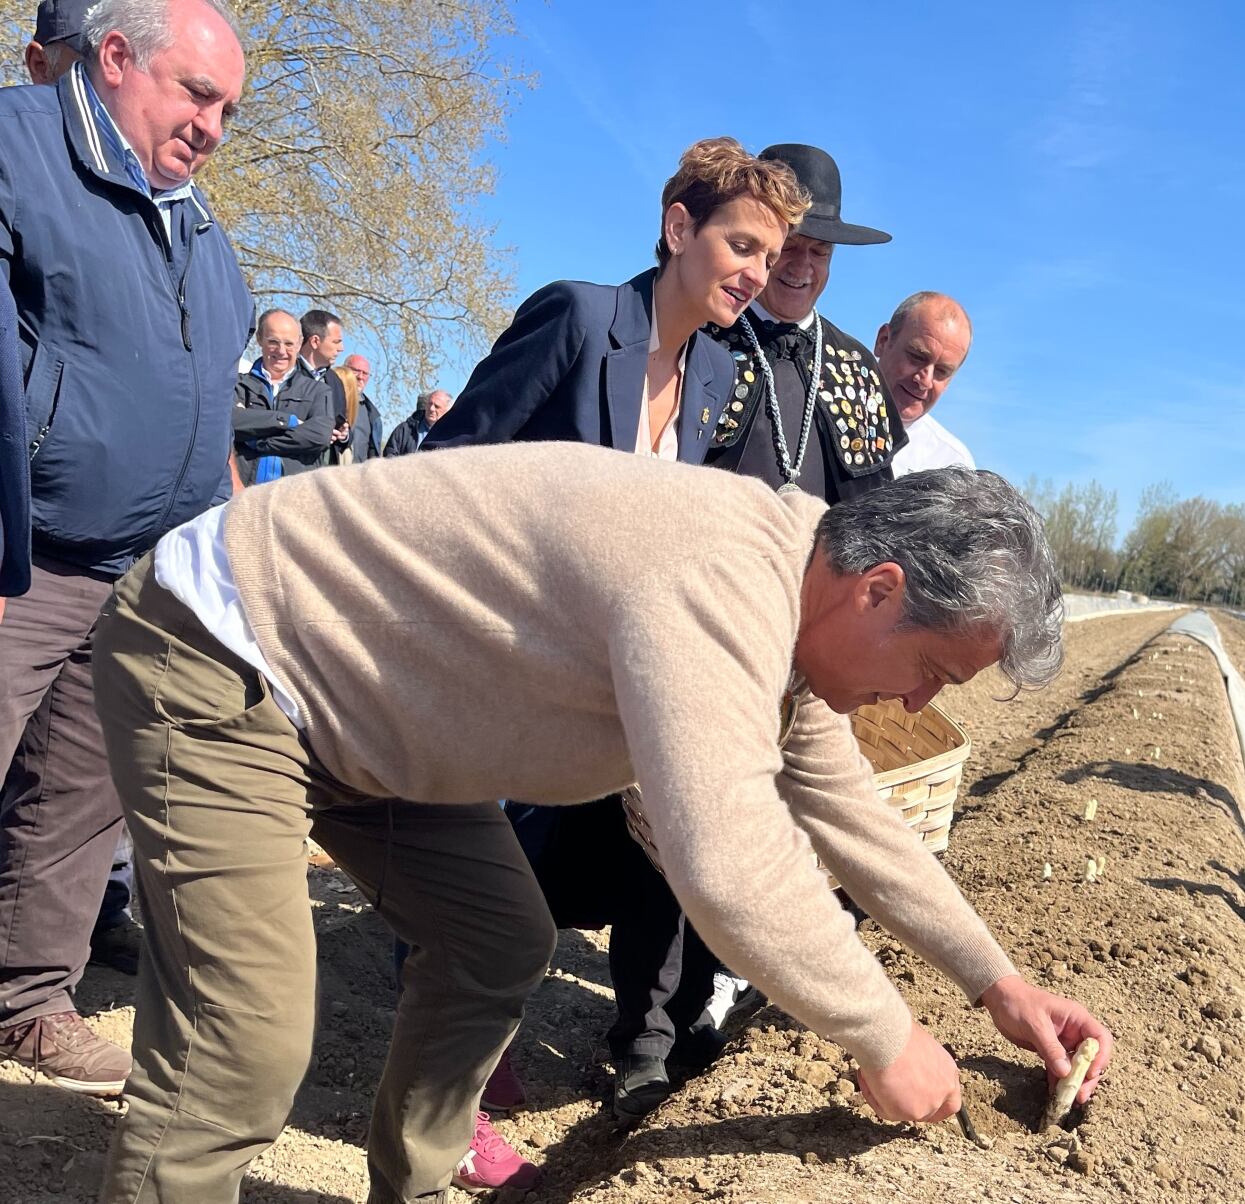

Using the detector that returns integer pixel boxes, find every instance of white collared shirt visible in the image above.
[891,413,975,476]
[635,295,687,460]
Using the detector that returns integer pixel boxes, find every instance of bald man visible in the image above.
[343,353,384,460]
[876,292,975,475]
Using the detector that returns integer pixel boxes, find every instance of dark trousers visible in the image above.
[509,797,719,1060]
[0,556,119,1025]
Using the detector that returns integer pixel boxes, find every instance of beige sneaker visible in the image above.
[0,1009,130,1095]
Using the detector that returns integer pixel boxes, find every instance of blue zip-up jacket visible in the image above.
[0,276,29,595]
[0,67,254,578]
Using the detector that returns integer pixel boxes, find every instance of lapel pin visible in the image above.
[700,407,710,424]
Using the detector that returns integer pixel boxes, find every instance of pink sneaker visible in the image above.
[452,1111,539,1193]
[481,1048,527,1113]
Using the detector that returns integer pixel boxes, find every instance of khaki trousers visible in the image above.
[93,558,556,1203]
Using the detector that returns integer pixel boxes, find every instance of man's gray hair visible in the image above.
[82,0,241,70]
[41,41,77,76]
[817,467,1063,692]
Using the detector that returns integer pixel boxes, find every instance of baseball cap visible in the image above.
[33,0,91,53]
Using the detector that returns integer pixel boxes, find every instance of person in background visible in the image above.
[876,291,975,475]
[384,389,454,456]
[300,308,349,447]
[675,141,911,1068]
[0,0,253,1096]
[707,143,903,499]
[233,309,335,485]
[24,0,87,83]
[343,353,384,460]
[328,365,362,465]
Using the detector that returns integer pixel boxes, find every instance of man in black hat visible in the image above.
[25,0,88,83]
[706,143,906,500]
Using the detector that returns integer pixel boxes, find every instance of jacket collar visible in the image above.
[60,62,147,194]
[603,269,724,464]
[58,63,206,217]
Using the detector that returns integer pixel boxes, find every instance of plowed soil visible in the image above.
[3,609,1243,1204]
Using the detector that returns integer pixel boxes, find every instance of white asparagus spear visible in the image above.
[1041,1037,1099,1128]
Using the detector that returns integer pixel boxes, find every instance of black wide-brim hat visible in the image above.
[760,143,891,246]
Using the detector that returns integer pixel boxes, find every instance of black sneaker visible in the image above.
[669,1024,729,1069]
[613,1054,670,1126]
[90,916,142,975]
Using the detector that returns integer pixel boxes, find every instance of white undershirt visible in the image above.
[635,295,687,460]
[891,413,976,476]
[153,504,304,726]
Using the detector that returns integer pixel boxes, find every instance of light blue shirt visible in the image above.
[76,62,196,240]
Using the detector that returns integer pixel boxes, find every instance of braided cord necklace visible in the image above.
[738,311,822,491]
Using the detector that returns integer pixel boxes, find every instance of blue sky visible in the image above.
[416,0,1244,538]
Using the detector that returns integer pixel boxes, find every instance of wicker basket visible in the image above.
[622,698,970,887]
[851,699,970,852]
[840,699,971,886]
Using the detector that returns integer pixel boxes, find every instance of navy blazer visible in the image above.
[423,270,733,462]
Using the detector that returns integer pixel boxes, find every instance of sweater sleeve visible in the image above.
[607,549,915,1070]
[776,696,1018,1005]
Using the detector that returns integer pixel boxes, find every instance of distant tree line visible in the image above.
[1023,479,1245,606]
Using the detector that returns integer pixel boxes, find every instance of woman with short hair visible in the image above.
[418,138,808,1173]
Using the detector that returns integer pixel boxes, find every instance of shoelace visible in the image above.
[471,1112,509,1159]
[55,1015,95,1049]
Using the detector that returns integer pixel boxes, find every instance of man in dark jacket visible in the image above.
[384,389,454,456]
[0,0,252,1095]
[234,309,335,485]
[344,353,384,461]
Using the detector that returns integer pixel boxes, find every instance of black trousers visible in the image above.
[508,796,719,1060]
[0,556,120,1024]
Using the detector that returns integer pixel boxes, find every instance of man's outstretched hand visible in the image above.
[857,1020,961,1123]
[980,974,1114,1103]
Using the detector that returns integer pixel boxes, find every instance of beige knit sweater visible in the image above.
[223,441,1016,1069]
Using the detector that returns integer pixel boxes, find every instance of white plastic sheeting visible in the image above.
[1063,593,1183,623]
[1165,610,1245,779]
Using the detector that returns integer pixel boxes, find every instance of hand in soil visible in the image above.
[856,1020,961,1123]
[980,973,1114,1103]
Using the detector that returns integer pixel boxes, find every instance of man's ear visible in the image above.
[874,322,890,359]
[95,31,131,89]
[25,43,52,85]
[855,562,905,614]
